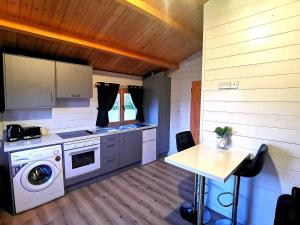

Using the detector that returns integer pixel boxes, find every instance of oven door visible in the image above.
[64,145,100,179]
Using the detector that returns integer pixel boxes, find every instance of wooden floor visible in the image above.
[0,160,222,225]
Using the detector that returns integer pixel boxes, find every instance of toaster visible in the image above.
[22,126,42,140]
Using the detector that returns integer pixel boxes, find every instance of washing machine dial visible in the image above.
[55,156,61,161]
[53,150,60,155]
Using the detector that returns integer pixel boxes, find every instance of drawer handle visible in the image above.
[106,144,115,148]
[106,159,115,163]
[108,138,115,141]
[71,94,81,97]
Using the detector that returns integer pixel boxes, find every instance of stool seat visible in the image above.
[176,131,211,224]
[234,144,268,177]
[216,144,268,225]
[274,187,300,225]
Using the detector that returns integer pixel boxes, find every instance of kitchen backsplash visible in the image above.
[2,71,142,134]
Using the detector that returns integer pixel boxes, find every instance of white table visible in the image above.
[165,144,250,225]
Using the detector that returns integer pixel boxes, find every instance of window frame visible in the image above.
[109,88,137,126]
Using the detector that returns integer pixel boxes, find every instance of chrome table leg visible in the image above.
[196,175,206,225]
[232,176,240,225]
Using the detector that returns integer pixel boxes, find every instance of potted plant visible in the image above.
[214,126,233,149]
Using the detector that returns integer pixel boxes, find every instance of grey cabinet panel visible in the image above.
[56,62,93,98]
[3,54,55,109]
[119,130,142,168]
[101,134,120,144]
[101,142,119,158]
[143,76,170,156]
[100,133,120,174]
[101,154,119,175]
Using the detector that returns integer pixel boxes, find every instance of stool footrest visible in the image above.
[217,192,234,208]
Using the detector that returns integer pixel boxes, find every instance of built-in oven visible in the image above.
[63,137,100,186]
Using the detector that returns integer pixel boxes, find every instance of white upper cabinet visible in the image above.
[56,62,93,99]
[3,54,56,109]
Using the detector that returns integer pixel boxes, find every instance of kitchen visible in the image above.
[0,0,300,225]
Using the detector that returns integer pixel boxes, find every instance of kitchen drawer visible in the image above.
[101,134,119,144]
[142,139,157,165]
[101,154,119,174]
[101,142,119,158]
[142,128,156,142]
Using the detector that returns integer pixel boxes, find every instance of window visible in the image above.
[108,89,137,124]
[108,94,120,123]
[124,93,137,121]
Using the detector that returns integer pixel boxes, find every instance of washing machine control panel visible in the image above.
[11,145,62,165]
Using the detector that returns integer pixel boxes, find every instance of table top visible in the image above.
[165,144,250,183]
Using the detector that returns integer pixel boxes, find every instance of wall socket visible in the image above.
[218,80,239,89]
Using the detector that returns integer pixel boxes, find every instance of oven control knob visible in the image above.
[53,150,59,155]
[55,156,61,161]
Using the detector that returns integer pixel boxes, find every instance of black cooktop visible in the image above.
[56,130,94,139]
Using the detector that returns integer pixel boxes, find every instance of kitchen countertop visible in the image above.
[165,144,250,182]
[4,133,64,152]
[4,124,157,152]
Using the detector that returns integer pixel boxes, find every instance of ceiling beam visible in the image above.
[114,0,202,46]
[0,17,179,69]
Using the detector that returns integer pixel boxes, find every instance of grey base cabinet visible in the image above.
[100,130,142,175]
[100,134,120,174]
[119,130,142,168]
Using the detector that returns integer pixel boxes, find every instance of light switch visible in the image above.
[218,80,239,90]
[218,81,231,89]
[231,80,239,89]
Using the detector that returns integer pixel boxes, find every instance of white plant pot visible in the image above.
[217,137,228,149]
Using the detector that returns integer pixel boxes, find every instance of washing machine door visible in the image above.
[21,160,59,192]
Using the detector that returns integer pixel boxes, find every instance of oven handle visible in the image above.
[66,146,100,156]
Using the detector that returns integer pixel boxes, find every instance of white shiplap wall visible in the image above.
[202,0,300,224]
[168,52,202,155]
[2,71,142,133]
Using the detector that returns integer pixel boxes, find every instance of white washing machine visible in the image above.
[10,145,65,214]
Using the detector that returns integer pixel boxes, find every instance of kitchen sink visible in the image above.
[125,123,152,128]
[115,125,134,130]
[99,127,118,132]
[87,123,153,134]
[87,127,118,134]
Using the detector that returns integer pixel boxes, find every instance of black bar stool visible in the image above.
[215,144,268,225]
[274,186,300,225]
[176,131,211,224]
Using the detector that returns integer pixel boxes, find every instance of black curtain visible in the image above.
[128,85,144,122]
[0,54,4,112]
[96,82,120,127]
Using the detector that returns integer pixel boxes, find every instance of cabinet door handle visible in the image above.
[51,92,54,102]
[107,158,115,163]
[120,137,125,145]
[71,94,81,97]
[106,144,115,148]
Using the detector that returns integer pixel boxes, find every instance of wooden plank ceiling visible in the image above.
[0,0,205,76]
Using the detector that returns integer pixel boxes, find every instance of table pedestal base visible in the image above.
[180,202,211,224]
[215,219,232,225]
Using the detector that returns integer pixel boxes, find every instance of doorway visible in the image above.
[190,81,201,144]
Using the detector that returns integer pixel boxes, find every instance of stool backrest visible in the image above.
[246,144,268,177]
[176,131,195,152]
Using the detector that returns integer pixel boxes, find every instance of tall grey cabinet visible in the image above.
[143,76,171,156]
[3,54,55,109]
